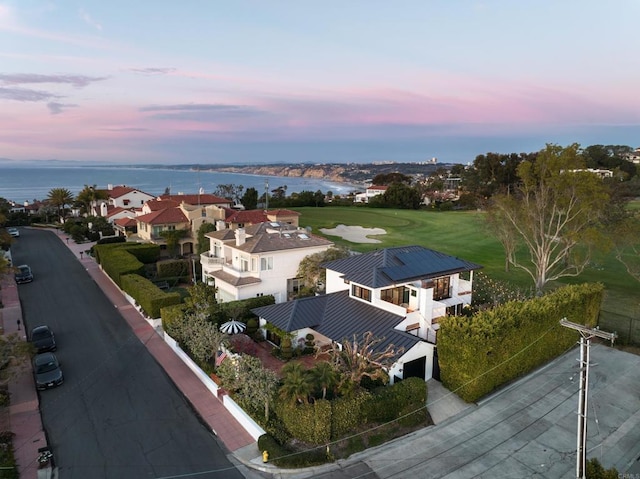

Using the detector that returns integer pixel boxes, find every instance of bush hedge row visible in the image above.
[93,242,160,266]
[157,259,189,280]
[438,283,604,402]
[100,248,145,288]
[272,377,427,446]
[121,274,182,318]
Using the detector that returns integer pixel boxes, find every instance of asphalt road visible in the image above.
[12,228,246,479]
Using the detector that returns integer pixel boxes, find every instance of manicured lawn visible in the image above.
[293,206,640,338]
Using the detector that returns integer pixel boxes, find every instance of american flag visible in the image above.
[215,351,227,367]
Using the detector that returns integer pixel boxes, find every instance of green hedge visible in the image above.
[101,248,145,288]
[160,303,188,336]
[276,399,332,445]
[121,274,182,318]
[217,295,276,324]
[330,391,371,439]
[364,377,427,423]
[157,259,189,279]
[438,283,604,402]
[93,242,160,265]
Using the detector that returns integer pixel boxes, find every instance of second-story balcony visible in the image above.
[200,252,225,269]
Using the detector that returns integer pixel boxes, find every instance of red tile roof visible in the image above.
[136,208,188,225]
[108,185,154,198]
[158,193,229,206]
[226,209,269,224]
[145,198,180,211]
[114,217,138,227]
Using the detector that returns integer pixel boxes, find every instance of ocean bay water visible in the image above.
[0,166,358,204]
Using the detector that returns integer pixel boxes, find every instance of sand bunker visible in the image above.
[319,224,387,243]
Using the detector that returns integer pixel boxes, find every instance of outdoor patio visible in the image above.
[228,334,327,377]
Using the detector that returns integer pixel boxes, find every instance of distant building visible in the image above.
[354,185,388,203]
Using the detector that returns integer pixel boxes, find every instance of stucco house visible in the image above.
[252,245,482,383]
[92,185,156,217]
[354,185,388,203]
[201,221,334,304]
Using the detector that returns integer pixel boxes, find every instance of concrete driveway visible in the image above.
[350,344,640,478]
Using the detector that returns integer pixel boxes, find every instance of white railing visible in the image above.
[200,253,225,268]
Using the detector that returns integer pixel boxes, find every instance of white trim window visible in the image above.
[261,256,273,271]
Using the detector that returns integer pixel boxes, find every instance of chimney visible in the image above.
[216,220,226,231]
[235,228,246,246]
[100,202,108,217]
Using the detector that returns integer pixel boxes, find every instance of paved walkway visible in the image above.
[1,275,49,479]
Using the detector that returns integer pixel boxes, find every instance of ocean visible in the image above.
[0,166,358,204]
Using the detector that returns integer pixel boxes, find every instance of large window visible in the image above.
[261,256,273,271]
[352,284,371,302]
[381,286,410,306]
[433,277,451,300]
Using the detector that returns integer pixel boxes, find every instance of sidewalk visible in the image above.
[54,231,258,454]
[1,275,49,479]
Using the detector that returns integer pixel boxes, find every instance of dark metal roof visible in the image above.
[252,290,420,357]
[322,245,482,288]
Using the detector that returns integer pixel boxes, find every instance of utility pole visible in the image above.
[559,318,617,479]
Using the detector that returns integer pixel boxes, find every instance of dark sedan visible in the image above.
[30,325,57,353]
[34,352,64,390]
[15,264,33,284]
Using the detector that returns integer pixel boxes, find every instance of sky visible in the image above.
[1,1,639,166]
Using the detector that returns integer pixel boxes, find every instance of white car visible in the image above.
[7,227,19,238]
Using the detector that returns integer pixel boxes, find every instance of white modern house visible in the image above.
[354,185,388,204]
[201,222,334,304]
[252,245,482,383]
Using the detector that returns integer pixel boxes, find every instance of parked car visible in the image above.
[7,227,19,238]
[33,352,64,390]
[30,325,56,353]
[15,264,33,284]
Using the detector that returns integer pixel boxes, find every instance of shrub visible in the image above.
[121,274,181,318]
[438,283,604,402]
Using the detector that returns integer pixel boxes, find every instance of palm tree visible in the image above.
[47,187,74,222]
[279,362,313,404]
[311,361,338,399]
[76,184,107,216]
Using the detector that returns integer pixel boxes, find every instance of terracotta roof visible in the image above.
[105,206,136,218]
[226,209,269,224]
[266,209,300,217]
[158,193,229,206]
[108,185,154,198]
[145,198,180,211]
[367,185,389,191]
[136,208,188,225]
[114,217,138,227]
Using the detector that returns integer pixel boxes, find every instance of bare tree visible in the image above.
[322,331,402,393]
[488,144,610,295]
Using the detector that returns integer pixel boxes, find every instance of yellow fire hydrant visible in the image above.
[262,450,269,463]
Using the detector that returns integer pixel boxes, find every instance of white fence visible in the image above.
[162,331,266,441]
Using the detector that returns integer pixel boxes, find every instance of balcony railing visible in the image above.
[200,252,225,268]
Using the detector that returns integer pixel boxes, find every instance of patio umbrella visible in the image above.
[220,320,246,335]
